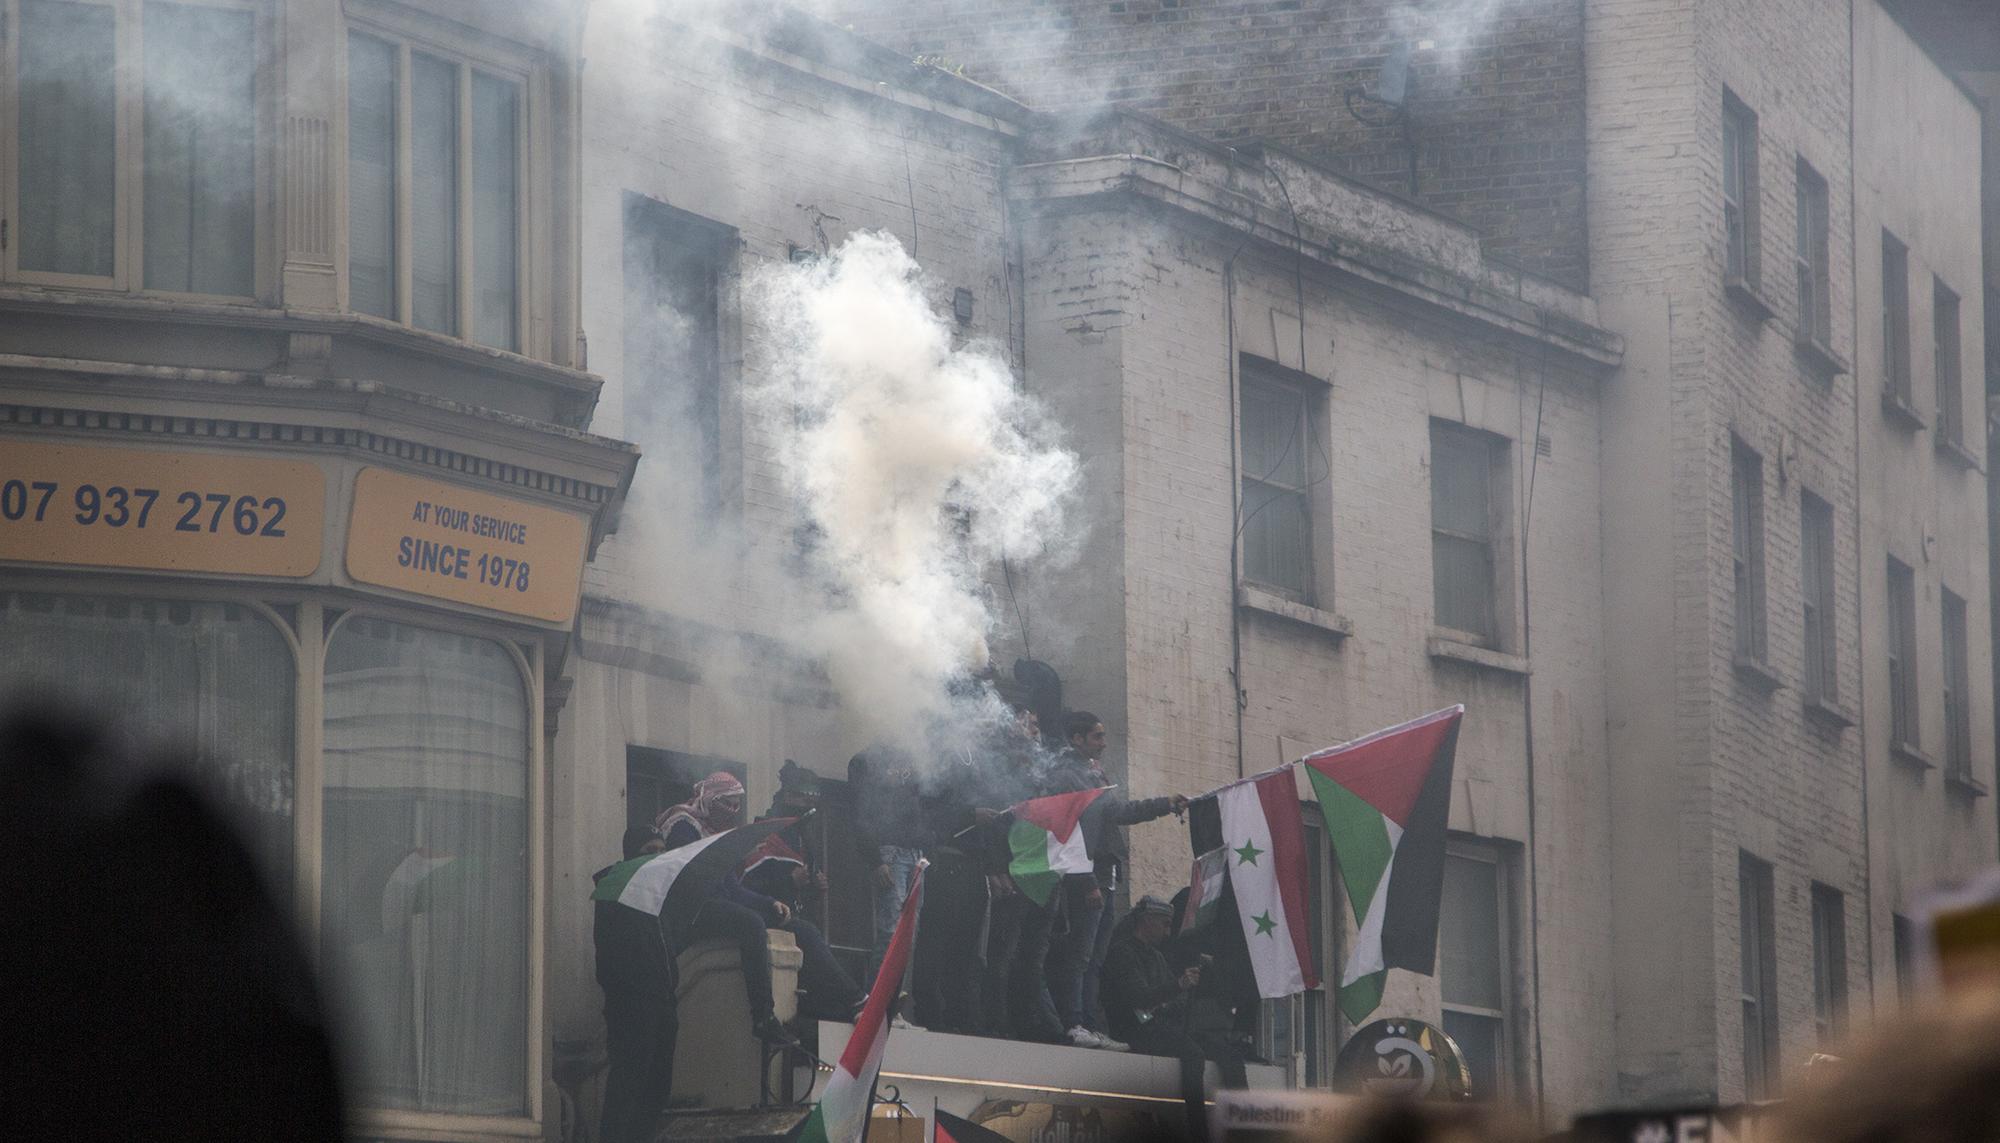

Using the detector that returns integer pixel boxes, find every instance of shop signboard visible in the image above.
[0,439,324,576]
[346,466,588,623]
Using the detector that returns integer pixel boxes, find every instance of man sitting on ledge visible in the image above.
[1101,895,1247,1139]
[657,772,862,1042]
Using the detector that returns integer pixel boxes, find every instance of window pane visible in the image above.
[412,55,462,331]
[143,2,256,295]
[1431,429,1491,538]
[1935,282,1962,444]
[1884,235,1909,400]
[348,35,397,318]
[1243,380,1306,489]
[411,54,459,335]
[1243,479,1310,596]
[323,618,528,1115]
[1442,854,1503,1010]
[1434,534,1494,637]
[1444,1010,1504,1101]
[471,73,519,351]
[17,0,118,277]
[0,593,295,884]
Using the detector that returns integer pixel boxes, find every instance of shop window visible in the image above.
[622,194,731,515]
[0,591,295,881]
[347,30,522,350]
[1441,841,1514,1101]
[7,0,257,295]
[322,617,529,1116]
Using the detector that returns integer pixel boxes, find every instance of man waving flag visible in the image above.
[1213,769,1319,998]
[1302,706,1463,1024]
[799,861,927,1143]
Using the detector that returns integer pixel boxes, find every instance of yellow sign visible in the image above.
[0,439,324,576]
[345,466,586,623]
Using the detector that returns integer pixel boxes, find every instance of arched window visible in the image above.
[321,615,529,1116]
[0,592,295,882]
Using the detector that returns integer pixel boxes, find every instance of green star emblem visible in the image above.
[1252,910,1278,937]
[1233,838,1264,866]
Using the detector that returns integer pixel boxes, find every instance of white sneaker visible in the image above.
[891,1015,918,1030]
[1066,1025,1105,1048]
[1095,1033,1131,1052]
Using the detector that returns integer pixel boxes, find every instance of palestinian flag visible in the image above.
[1301,705,1463,1024]
[1215,769,1319,998]
[590,818,793,923]
[933,1108,1010,1143]
[1004,787,1108,907]
[799,863,927,1143]
[741,833,808,878]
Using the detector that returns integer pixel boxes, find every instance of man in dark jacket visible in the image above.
[1044,711,1187,1047]
[1102,896,1247,1140]
[595,828,676,1143]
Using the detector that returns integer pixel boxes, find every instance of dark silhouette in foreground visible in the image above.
[0,705,345,1141]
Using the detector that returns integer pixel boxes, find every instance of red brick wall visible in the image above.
[831,0,1590,289]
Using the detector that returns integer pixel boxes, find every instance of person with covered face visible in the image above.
[656,771,861,1041]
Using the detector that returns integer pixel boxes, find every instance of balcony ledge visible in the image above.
[1802,696,1855,730]
[1946,769,1990,799]
[1731,654,1785,694]
[1882,390,1926,431]
[1237,584,1351,641]
[1795,334,1850,379]
[1426,634,1530,676]
[1725,276,1777,323]
[1936,434,1984,472]
[1891,741,1936,771]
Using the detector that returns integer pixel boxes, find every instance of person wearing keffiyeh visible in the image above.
[654,771,861,1039]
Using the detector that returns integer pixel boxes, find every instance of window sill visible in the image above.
[1881,390,1926,431]
[1946,769,1990,799]
[1802,696,1854,730]
[1891,741,1935,771]
[1725,277,1777,322]
[1237,585,1352,641]
[1795,334,1849,379]
[1935,434,1983,472]
[1732,654,1785,694]
[1426,634,1530,676]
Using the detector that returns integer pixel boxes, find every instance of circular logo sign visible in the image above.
[1333,1018,1472,1101]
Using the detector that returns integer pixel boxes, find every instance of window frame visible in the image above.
[1238,357,1324,604]
[1942,585,1971,779]
[1888,557,1920,752]
[0,0,270,301]
[1731,439,1768,665]
[1439,837,1519,1103]
[1800,490,1836,705]
[1809,882,1847,1045]
[1721,91,1761,291]
[1795,158,1832,352]
[342,16,531,351]
[1882,231,1913,412]
[1739,851,1779,1101]
[1430,419,1507,646]
[1934,277,1963,450]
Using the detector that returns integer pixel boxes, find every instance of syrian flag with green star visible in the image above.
[1003,787,1109,907]
[1215,769,1319,998]
[1302,705,1463,1024]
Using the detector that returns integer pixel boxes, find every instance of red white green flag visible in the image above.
[798,862,927,1143]
[1004,787,1108,907]
[1301,706,1463,1024]
[1215,769,1319,998]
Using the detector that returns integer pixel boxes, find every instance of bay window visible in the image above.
[4,0,258,295]
[346,30,523,351]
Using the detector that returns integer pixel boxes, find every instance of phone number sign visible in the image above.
[0,440,325,576]
[346,467,587,623]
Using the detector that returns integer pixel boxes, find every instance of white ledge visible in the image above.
[1426,635,1530,676]
[1237,584,1351,640]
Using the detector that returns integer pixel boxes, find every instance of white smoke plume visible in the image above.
[746,231,1078,756]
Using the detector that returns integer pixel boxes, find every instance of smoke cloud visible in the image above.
[746,231,1079,757]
